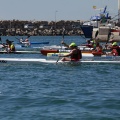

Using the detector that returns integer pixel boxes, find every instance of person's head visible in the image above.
[112,42,117,46]
[26,39,28,41]
[6,39,11,45]
[87,40,90,44]
[6,39,9,43]
[69,42,77,49]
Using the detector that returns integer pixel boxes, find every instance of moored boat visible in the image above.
[81,5,120,41]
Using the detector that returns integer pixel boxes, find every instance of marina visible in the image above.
[0,1,120,119]
[81,0,120,42]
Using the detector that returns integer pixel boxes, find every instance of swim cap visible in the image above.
[112,42,117,46]
[69,42,76,47]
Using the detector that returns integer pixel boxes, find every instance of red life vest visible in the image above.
[112,49,118,56]
[71,49,82,61]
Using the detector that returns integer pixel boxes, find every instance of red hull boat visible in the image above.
[40,49,59,55]
[40,49,92,56]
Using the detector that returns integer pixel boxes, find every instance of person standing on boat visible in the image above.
[60,41,82,61]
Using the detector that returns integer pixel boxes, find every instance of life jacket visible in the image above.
[86,44,93,48]
[92,46,103,56]
[111,46,120,56]
[10,44,15,51]
[71,49,82,61]
[116,46,120,56]
[92,40,96,48]
[112,49,118,56]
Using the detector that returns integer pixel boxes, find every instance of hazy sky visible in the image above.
[0,0,118,21]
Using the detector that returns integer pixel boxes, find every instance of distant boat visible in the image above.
[83,6,111,28]
[81,6,117,38]
[0,50,40,54]
[40,48,93,56]
[17,41,49,45]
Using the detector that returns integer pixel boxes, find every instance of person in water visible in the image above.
[60,41,82,61]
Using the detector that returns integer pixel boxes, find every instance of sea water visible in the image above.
[0,36,120,120]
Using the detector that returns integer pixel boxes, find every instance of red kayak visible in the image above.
[40,49,59,55]
[40,49,92,56]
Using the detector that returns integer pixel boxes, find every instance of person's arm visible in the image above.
[60,50,74,57]
[61,41,69,48]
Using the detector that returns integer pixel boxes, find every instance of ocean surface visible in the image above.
[0,36,120,120]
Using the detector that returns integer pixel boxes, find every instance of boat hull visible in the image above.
[17,42,49,45]
[0,56,120,64]
[0,58,120,65]
[0,51,40,54]
[40,49,92,56]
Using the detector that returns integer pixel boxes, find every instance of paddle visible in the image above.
[62,28,65,41]
[102,30,111,50]
[0,36,5,48]
[16,35,30,40]
[106,30,111,44]
[0,37,3,46]
[95,30,98,39]
[15,37,20,40]
[80,34,86,41]
[56,28,65,64]
[26,35,30,39]
[0,37,2,42]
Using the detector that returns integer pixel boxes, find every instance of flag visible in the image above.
[93,6,96,9]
